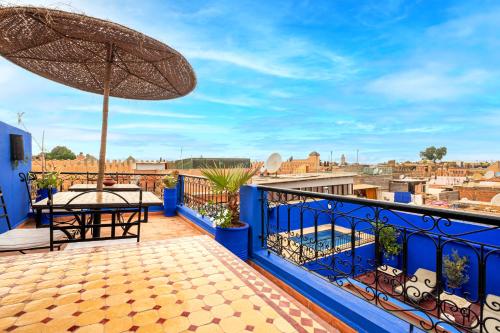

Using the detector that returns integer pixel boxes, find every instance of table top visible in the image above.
[440,292,471,309]
[68,183,141,191]
[32,191,162,209]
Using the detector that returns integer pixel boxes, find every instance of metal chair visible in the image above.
[0,186,65,253]
[18,172,37,214]
[48,189,143,250]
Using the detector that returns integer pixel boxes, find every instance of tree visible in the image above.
[420,146,447,163]
[46,146,76,160]
[85,154,97,161]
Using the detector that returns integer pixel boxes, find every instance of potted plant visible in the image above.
[373,222,402,267]
[34,171,62,201]
[201,166,257,261]
[443,249,469,292]
[162,171,179,217]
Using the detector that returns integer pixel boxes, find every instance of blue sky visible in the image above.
[1,0,499,163]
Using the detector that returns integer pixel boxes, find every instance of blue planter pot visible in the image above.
[215,223,249,261]
[36,188,57,201]
[36,188,57,225]
[383,254,400,268]
[163,188,177,217]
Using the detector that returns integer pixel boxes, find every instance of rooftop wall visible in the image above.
[0,121,32,232]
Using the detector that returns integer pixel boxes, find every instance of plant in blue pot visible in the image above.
[443,249,469,295]
[373,221,402,269]
[162,171,179,217]
[201,166,257,261]
[34,171,62,201]
[34,171,62,225]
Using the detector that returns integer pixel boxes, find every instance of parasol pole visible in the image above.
[97,43,114,191]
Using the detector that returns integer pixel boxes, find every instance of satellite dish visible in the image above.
[399,174,406,179]
[265,153,283,174]
[484,171,495,179]
[491,194,500,206]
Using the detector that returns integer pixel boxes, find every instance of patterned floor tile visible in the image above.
[0,215,339,333]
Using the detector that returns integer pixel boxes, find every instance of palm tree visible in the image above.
[201,166,258,226]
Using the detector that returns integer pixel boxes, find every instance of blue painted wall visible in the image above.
[0,121,32,232]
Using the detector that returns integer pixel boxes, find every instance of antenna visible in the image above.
[264,153,283,176]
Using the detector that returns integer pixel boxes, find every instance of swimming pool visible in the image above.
[289,229,359,249]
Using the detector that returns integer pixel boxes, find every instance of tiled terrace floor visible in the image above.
[0,215,338,333]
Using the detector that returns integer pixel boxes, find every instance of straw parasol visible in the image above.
[0,6,196,190]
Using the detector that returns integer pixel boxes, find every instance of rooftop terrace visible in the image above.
[0,215,338,333]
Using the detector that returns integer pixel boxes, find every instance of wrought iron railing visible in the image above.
[258,185,500,333]
[178,174,230,219]
[31,171,166,197]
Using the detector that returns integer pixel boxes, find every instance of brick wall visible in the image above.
[457,186,500,202]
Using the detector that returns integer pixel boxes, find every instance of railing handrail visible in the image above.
[256,185,500,227]
[31,171,206,178]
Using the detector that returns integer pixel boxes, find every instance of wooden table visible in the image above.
[68,183,141,191]
[32,191,163,232]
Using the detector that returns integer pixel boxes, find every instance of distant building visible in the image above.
[172,157,251,169]
[353,184,380,200]
[277,152,320,174]
[455,182,500,203]
[134,161,166,172]
[340,154,346,166]
[389,179,427,194]
[253,172,355,195]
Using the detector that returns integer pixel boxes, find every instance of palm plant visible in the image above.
[201,166,258,226]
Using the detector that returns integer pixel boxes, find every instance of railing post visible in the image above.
[239,185,265,258]
[177,175,184,205]
[436,235,443,320]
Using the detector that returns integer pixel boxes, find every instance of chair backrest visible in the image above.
[0,187,13,231]
[47,188,143,248]
[19,172,37,211]
[414,268,437,287]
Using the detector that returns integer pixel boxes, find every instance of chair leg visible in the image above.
[111,213,116,238]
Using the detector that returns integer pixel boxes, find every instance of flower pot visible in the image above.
[36,188,57,201]
[103,177,116,186]
[445,281,465,297]
[36,188,58,226]
[215,222,249,261]
[163,188,177,217]
[383,254,400,268]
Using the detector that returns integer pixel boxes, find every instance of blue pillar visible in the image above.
[239,185,264,257]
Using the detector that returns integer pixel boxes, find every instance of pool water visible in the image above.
[289,229,359,249]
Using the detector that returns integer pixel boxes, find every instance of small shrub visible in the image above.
[443,249,469,289]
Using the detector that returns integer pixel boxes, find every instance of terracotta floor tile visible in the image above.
[0,216,338,333]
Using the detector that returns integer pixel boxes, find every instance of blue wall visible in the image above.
[0,121,32,232]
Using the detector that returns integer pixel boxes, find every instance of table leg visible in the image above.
[35,209,42,228]
[144,207,149,223]
[93,209,101,238]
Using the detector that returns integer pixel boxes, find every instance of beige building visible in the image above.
[277,151,321,174]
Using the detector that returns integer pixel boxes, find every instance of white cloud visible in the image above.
[186,43,356,81]
[191,93,261,108]
[366,67,491,101]
[66,105,204,119]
